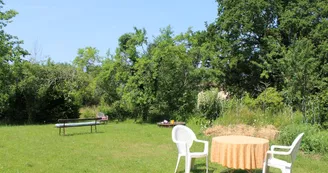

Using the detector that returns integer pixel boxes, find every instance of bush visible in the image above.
[80,106,98,118]
[197,88,222,122]
[255,87,284,112]
[99,101,130,121]
[213,96,301,128]
[278,124,328,154]
[318,90,328,128]
[242,93,257,109]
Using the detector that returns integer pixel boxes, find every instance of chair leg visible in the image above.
[185,156,191,173]
[190,158,195,170]
[262,162,269,173]
[206,156,208,173]
[174,156,181,173]
[283,167,291,173]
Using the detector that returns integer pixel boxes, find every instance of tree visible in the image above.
[212,0,282,95]
[211,0,328,95]
[124,26,198,121]
[72,47,104,106]
[73,47,102,75]
[281,38,319,123]
[0,0,28,122]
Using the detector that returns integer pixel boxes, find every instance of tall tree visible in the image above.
[212,0,328,96]
[73,47,102,75]
[72,47,103,106]
[0,0,28,122]
[280,38,319,122]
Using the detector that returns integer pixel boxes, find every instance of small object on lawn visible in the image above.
[97,112,109,124]
[157,121,186,127]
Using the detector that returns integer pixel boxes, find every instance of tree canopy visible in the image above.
[0,0,327,125]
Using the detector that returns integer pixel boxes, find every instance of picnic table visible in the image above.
[157,121,186,127]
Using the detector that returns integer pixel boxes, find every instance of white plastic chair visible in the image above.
[172,125,208,173]
[262,133,304,173]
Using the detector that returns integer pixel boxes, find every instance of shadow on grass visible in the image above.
[62,131,105,136]
[177,164,217,173]
[180,169,215,173]
[219,168,263,173]
[177,163,263,173]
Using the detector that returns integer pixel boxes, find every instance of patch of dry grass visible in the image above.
[204,124,279,140]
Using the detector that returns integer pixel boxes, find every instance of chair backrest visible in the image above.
[290,133,304,162]
[172,125,196,154]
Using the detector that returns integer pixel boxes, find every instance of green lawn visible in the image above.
[0,121,327,173]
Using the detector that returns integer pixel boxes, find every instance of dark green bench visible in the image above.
[55,118,101,135]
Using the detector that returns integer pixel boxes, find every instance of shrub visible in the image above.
[318,90,328,128]
[255,87,284,112]
[213,96,301,128]
[242,93,257,109]
[278,124,328,154]
[80,106,98,118]
[197,88,222,123]
[99,101,130,121]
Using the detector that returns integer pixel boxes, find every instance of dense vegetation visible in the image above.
[0,0,327,128]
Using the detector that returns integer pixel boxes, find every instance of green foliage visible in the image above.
[318,90,328,128]
[98,101,130,121]
[72,47,103,106]
[214,97,302,128]
[212,0,328,109]
[186,115,211,130]
[97,26,199,122]
[242,93,257,109]
[197,88,222,123]
[73,47,102,75]
[79,106,98,118]
[279,124,328,154]
[281,38,319,122]
[1,0,328,126]
[1,59,81,124]
[0,2,28,119]
[214,0,282,95]
[255,87,284,112]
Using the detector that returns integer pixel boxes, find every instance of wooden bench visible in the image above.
[55,118,102,135]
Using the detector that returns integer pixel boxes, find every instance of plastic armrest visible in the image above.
[174,141,187,145]
[194,139,207,143]
[267,150,290,156]
[194,139,209,153]
[271,145,292,151]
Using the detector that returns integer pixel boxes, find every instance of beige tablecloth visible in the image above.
[211,135,269,170]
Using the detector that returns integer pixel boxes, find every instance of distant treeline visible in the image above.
[0,0,327,125]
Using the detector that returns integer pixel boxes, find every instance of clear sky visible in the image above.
[5,0,217,63]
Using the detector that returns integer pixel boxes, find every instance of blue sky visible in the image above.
[5,0,217,63]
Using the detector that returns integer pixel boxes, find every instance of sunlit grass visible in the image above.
[0,121,326,173]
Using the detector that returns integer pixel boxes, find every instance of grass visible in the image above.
[214,100,304,128]
[0,121,327,173]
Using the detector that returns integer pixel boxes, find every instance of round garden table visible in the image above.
[211,135,269,171]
